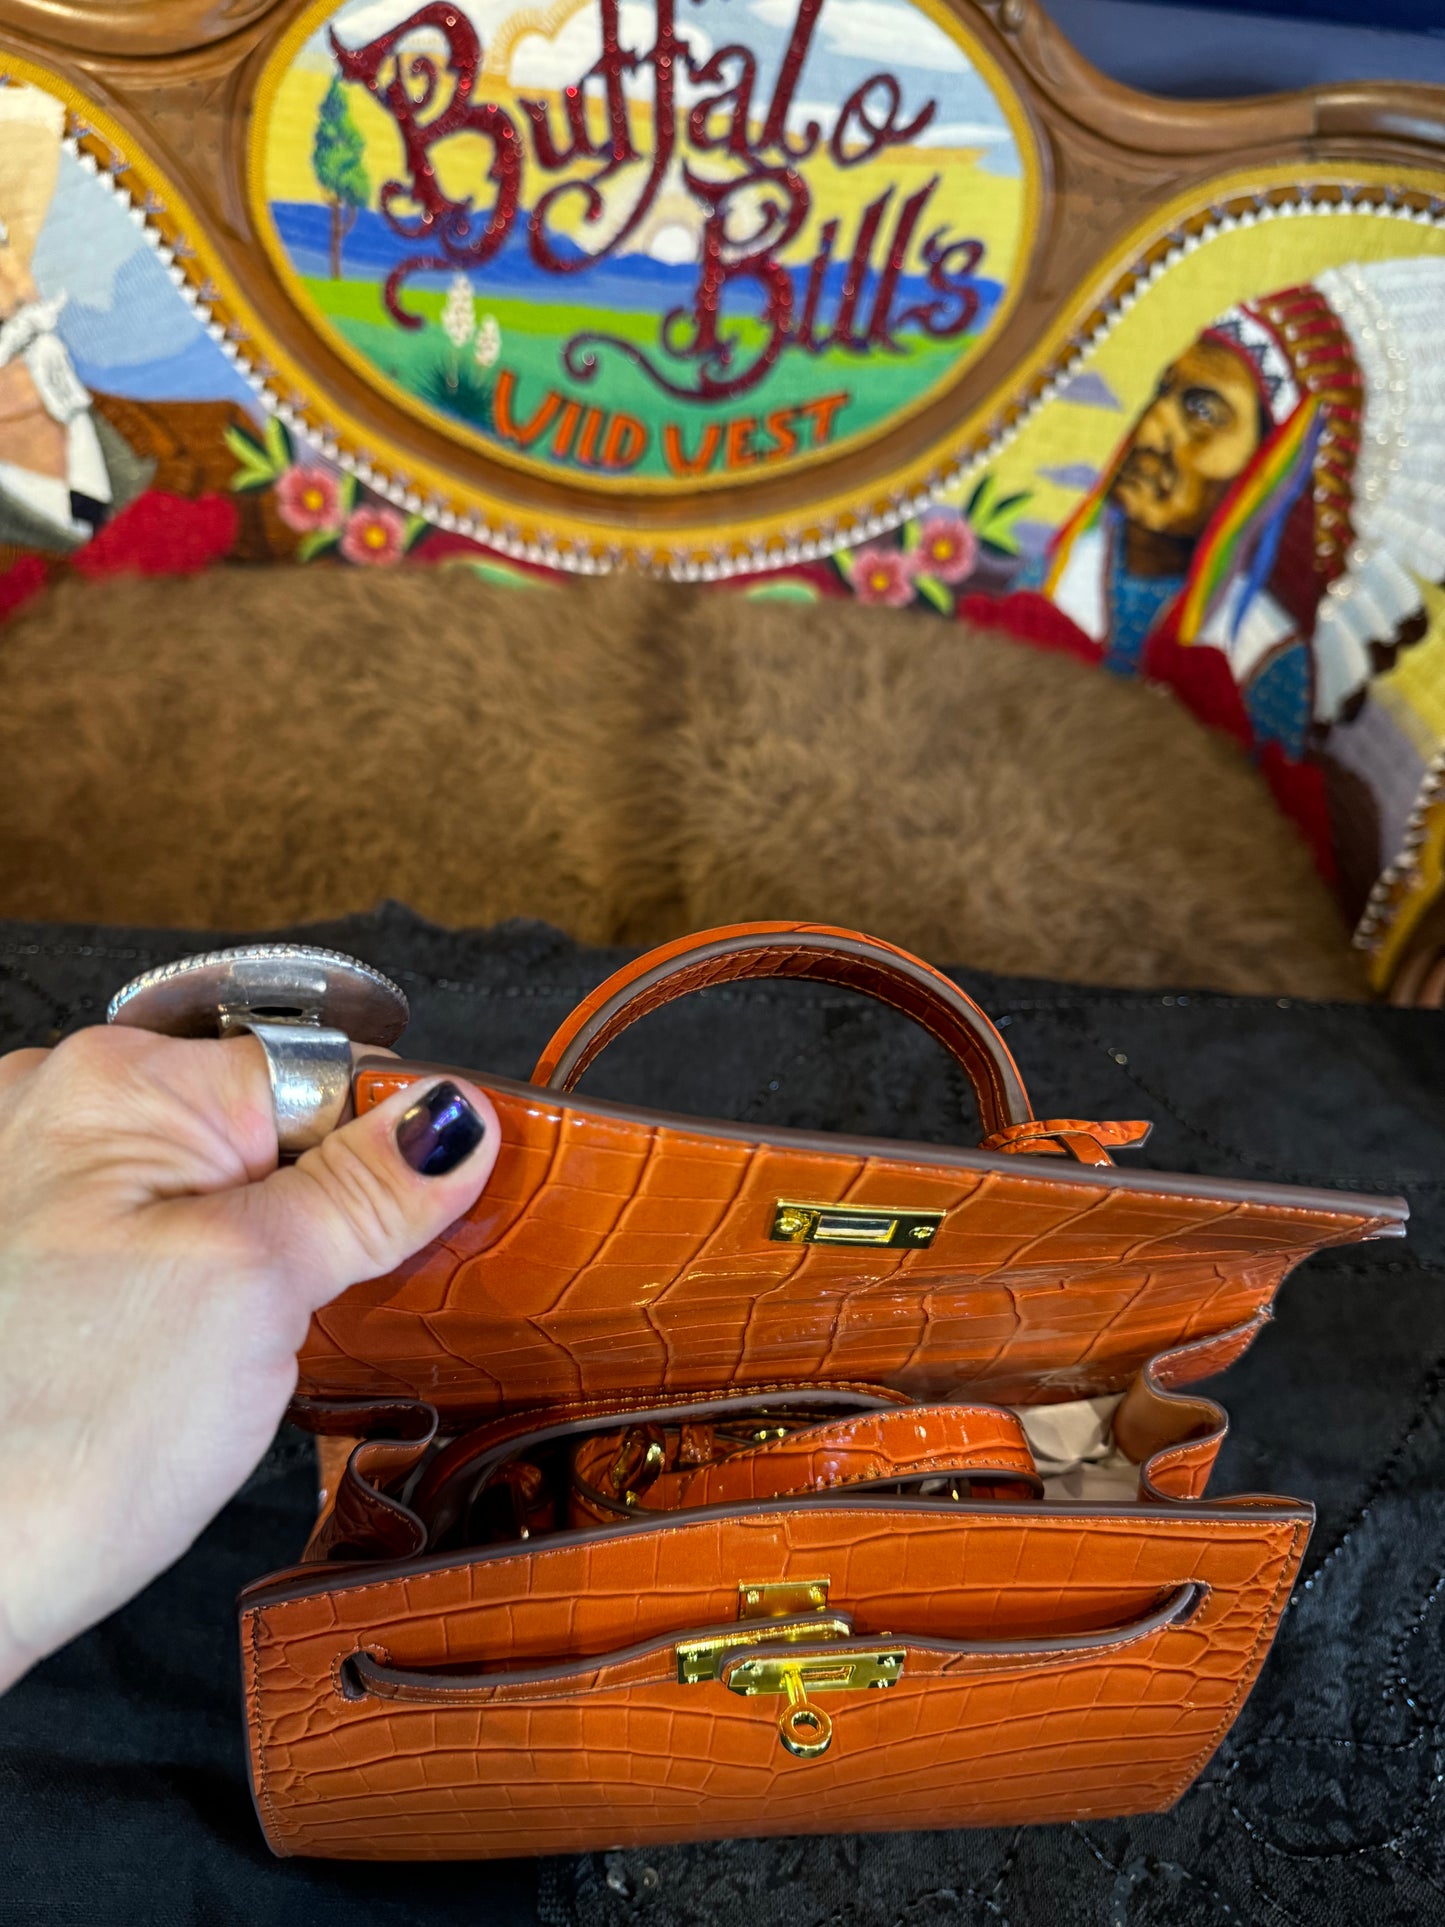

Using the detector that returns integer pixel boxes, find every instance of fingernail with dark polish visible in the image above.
[396,1081,486,1177]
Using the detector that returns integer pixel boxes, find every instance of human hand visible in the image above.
[0,1025,498,1691]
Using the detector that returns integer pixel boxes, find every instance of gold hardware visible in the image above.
[610,1430,665,1508]
[769,1201,944,1249]
[678,1580,838,1682]
[738,1579,829,1620]
[680,1580,898,1757]
[779,1670,832,1758]
[772,1207,813,1240]
[676,1616,851,1684]
[725,1648,906,1756]
[724,1648,904,1697]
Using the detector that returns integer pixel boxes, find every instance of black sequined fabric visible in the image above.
[3,904,1442,1926]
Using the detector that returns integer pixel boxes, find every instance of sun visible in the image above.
[482,0,593,77]
[629,185,707,263]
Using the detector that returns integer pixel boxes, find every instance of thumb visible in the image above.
[234,1076,500,1312]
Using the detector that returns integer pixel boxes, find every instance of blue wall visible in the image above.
[1045,0,1445,93]
[1133,0,1438,25]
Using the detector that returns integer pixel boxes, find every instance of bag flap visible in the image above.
[294,1064,1405,1415]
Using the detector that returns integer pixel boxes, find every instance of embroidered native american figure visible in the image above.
[1018,260,1445,763]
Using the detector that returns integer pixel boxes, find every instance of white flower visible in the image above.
[474,314,502,370]
[441,273,476,349]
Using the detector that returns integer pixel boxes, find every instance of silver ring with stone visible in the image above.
[107,944,410,1156]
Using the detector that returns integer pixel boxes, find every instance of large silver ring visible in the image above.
[107,944,410,1155]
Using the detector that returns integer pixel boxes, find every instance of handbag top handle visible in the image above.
[534,922,1030,1130]
[531,921,1150,1165]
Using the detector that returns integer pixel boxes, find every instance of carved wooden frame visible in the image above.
[6,0,1445,991]
[6,0,1445,577]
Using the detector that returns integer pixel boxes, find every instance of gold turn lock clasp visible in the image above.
[676,1581,903,1759]
[780,1669,831,1759]
[770,1200,943,1249]
[723,1649,906,1759]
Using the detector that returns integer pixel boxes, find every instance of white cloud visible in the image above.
[780,99,1007,146]
[914,118,1009,146]
[788,98,839,132]
[310,0,523,66]
[749,0,969,71]
[508,9,601,87]
[320,0,447,54]
[509,2,709,87]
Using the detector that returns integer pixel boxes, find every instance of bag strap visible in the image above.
[412,1383,907,1547]
[569,1404,1043,1522]
[532,921,1150,1161]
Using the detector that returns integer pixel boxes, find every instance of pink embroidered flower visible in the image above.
[275,465,342,533]
[340,505,407,566]
[913,512,977,584]
[851,545,914,607]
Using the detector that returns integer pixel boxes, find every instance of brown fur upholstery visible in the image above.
[0,564,1363,996]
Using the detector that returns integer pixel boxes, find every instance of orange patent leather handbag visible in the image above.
[232,923,1407,1860]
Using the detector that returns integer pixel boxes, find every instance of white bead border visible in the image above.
[60,122,1445,582]
[1353,746,1445,959]
[52,115,1445,964]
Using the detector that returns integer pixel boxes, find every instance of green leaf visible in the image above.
[402,514,429,552]
[463,559,551,591]
[986,489,1030,519]
[914,574,954,615]
[964,474,991,519]
[222,424,274,488]
[263,414,293,472]
[979,535,1018,559]
[899,518,921,552]
[223,421,265,465]
[744,579,820,604]
[338,471,357,516]
[296,527,341,563]
[834,548,855,583]
[229,468,275,493]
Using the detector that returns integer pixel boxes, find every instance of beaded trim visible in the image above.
[38,104,1445,961]
[1353,749,1445,960]
[105,945,408,1026]
[47,116,1445,582]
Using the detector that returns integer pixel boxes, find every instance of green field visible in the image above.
[304,276,968,480]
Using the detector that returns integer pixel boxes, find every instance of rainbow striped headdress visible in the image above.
[1044,284,1363,647]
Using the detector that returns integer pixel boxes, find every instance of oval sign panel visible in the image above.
[251,0,1034,533]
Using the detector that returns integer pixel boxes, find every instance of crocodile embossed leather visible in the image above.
[300,924,1403,1414]
[244,923,1407,1859]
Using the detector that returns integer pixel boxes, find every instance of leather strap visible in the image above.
[410,1384,908,1547]
[533,922,1034,1140]
[980,1117,1153,1166]
[569,1404,1043,1522]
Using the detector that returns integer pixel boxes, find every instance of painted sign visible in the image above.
[1,56,1443,985]
[250,0,1032,489]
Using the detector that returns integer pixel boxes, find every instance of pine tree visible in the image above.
[312,76,369,280]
